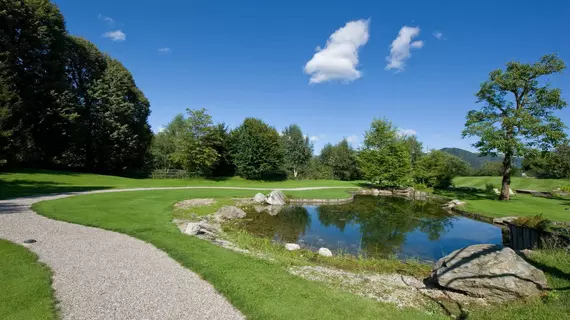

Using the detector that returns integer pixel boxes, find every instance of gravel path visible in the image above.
[0,186,354,320]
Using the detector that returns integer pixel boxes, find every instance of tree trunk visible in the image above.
[293,169,298,178]
[500,151,513,201]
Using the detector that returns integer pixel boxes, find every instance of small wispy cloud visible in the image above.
[103,30,126,42]
[97,14,115,25]
[346,135,359,143]
[304,19,370,84]
[385,26,423,72]
[310,134,326,142]
[433,31,444,40]
[158,48,171,53]
[398,128,417,136]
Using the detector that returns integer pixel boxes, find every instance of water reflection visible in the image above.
[239,196,503,261]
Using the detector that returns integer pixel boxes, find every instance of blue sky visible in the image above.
[54,0,570,152]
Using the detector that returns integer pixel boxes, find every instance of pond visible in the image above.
[239,195,503,262]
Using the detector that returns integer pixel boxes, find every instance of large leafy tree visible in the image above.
[414,150,470,188]
[0,0,69,163]
[231,118,284,180]
[90,57,152,173]
[320,140,359,181]
[282,124,312,178]
[60,36,107,169]
[463,54,567,200]
[358,119,412,187]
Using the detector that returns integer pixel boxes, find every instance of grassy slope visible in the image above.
[0,169,360,200]
[454,176,570,192]
[0,240,57,320]
[34,189,443,320]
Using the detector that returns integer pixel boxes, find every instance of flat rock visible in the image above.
[318,247,333,257]
[184,222,201,235]
[431,244,548,303]
[214,206,246,221]
[265,190,286,205]
[493,216,518,225]
[266,205,284,216]
[285,243,301,251]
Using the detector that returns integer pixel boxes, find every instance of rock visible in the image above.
[253,193,266,203]
[493,216,518,225]
[493,188,501,195]
[214,206,246,221]
[393,187,414,197]
[431,244,548,303]
[509,188,516,196]
[265,190,286,205]
[442,200,465,209]
[253,205,266,213]
[285,243,301,251]
[266,205,284,216]
[184,222,201,235]
[371,189,380,196]
[379,190,393,196]
[318,247,333,257]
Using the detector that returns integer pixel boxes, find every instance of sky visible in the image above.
[53,0,570,153]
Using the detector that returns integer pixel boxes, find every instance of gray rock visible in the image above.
[442,199,465,209]
[493,216,518,225]
[184,222,201,235]
[371,189,380,196]
[265,190,286,205]
[266,205,284,216]
[431,244,548,303]
[318,247,333,257]
[253,205,266,213]
[214,206,246,221]
[493,188,501,195]
[253,193,266,203]
[285,243,301,251]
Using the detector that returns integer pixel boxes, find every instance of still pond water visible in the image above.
[240,195,503,262]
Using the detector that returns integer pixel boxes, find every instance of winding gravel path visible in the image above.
[0,186,354,320]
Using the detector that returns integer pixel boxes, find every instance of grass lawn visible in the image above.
[0,240,57,320]
[436,188,570,222]
[0,169,361,200]
[453,176,570,192]
[33,189,445,320]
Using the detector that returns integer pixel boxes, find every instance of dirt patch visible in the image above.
[174,198,216,209]
[289,266,486,311]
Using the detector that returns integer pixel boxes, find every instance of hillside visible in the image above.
[440,148,522,169]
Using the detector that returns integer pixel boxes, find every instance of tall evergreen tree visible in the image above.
[282,124,312,178]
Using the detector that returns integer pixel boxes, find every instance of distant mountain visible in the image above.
[440,148,522,169]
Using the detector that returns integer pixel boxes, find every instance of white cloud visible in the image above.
[103,30,126,42]
[98,14,115,25]
[304,19,370,84]
[346,135,359,143]
[398,128,417,136]
[385,26,423,71]
[310,134,326,142]
[433,31,444,40]
[158,47,171,53]
[156,126,165,133]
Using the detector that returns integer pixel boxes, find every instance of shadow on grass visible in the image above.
[0,179,109,200]
[434,187,496,201]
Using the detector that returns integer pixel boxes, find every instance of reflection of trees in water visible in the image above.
[241,206,311,243]
[317,196,454,256]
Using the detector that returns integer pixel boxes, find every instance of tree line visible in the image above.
[151,108,472,188]
[1,0,151,174]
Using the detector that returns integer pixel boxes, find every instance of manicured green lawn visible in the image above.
[34,189,444,320]
[436,188,570,222]
[0,169,361,200]
[0,240,57,320]
[453,176,570,192]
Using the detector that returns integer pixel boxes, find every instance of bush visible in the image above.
[512,214,551,231]
[560,185,570,193]
[485,183,496,193]
[413,183,433,193]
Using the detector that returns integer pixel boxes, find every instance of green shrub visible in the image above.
[485,183,496,193]
[560,185,570,193]
[413,183,433,193]
[513,214,551,231]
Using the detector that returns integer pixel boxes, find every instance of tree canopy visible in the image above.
[281,124,312,178]
[463,54,567,200]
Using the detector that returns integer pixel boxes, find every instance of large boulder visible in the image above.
[214,206,246,221]
[253,193,266,203]
[265,190,286,205]
[431,244,548,303]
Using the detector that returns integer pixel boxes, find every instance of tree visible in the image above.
[358,119,412,187]
[463,54,567,200]
[169,109,219,176]
[282,125,312,178]
[522,144,570,178]
[61,36,107,169]
[231,118,284,180]
[320,140,359,180]
[414,150,470,188]
[90,57,152,173]
[0,0,69,164]
[208,123,235,177]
